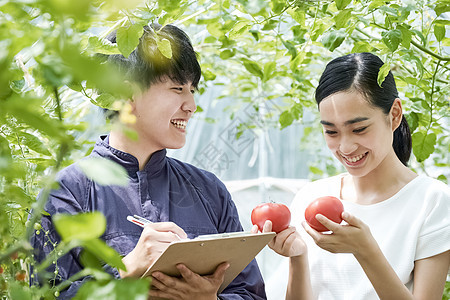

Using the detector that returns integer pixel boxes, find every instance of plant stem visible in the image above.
[54,87,62,122]
[427,59,441,132]
[410,40,450,62]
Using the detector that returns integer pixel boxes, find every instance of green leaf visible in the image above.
[270,0,285,14]
[309,166,324,175]
[80,249,104,270]
[412,131,436,162]
[282,40,297,58]
[351,41,372,53]
[368,0,385,10]
[263,61,276,82]
[219,49,236,59]
[18,132,51,156]
[229,21,250,40]
[287,7,305,26]
[83,239,126,270]
[382,29,402,52]
[335,0,352,10]
[242,59,264,79]
[156,38,172,59]
[0,134,12,160]
[434,3,450,16]
[249,29,260,41]
[404,112,419,133]
[74,278,150,300]
[78,157,129,186]
[334,9,352,29]
[116,24,144,58]
[8,282,32,300]
[206,22,222,38]
[279,110,294,129]
[410,29,427,46]
[88,36,121,55]
[202,69,216,81]
[321,30,346,52]
[434,24,445,42]
[377,63,390,87]
[53,212,106,242]
[92,93,116,109]
[396,25,412,49]
[5,98,64,139]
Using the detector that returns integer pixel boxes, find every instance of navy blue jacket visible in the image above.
[31,135,266,299]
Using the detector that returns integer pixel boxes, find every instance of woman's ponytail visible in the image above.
[393,116,412,166]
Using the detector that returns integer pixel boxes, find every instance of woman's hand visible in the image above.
[302,211,377,257]
[252,220,307,257]
[120,222,188,278]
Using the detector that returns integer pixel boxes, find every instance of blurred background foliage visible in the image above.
[0,0,449,298]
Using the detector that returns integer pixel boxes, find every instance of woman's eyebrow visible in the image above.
[320,117,369,127]
[345,117,369,125]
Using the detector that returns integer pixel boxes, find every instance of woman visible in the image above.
[257,53,450,299]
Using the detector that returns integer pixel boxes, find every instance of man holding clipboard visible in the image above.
[31,24,268,299]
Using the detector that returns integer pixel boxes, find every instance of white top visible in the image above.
[288,174,450,300]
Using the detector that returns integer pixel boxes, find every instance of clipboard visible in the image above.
[143,231,275,297]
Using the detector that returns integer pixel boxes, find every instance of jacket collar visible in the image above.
[92,135,167,177]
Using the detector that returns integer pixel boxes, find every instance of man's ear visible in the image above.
[124,81,142,100]
[124,81,141,111]
[390,98,403,131]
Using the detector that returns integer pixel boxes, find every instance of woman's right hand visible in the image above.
[252,220,307,257]
[119,222,188,278]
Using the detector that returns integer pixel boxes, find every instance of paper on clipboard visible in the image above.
[143,231,275,296]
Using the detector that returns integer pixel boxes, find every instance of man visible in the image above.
[31,24,266,299]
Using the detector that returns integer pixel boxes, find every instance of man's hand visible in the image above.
[148,262,230,300]
[120,222,188,278]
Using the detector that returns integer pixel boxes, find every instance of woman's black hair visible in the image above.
[315,52,411,166]
[100,23,201,119]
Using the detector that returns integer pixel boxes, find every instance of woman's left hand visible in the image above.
[302,211,377,256]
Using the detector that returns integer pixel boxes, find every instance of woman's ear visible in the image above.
[390,98,403,131]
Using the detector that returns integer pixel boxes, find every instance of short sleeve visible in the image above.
[415,182,450,261]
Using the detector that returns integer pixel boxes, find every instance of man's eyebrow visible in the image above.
[320,117,369,127]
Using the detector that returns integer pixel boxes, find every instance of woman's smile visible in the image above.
[340,151,368,167]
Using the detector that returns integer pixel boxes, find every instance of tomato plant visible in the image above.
[305,196,344,232]
[251,203,291,233]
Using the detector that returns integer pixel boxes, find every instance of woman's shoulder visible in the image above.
[405,175,449,197]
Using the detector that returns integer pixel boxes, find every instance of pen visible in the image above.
[127,215,151,228]
[133,215,152,224]
[127,215,187,241]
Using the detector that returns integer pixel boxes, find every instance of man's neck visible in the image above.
[109,129,161,171]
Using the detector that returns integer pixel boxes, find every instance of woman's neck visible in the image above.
[341,154,417,205]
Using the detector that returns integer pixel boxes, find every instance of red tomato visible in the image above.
[15,271,26,282]
[0,266,3,275]
[304,196,344,232]
[251,203,291,233]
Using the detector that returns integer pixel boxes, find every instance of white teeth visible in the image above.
[345,153,365,163]
[171,120,187,129]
